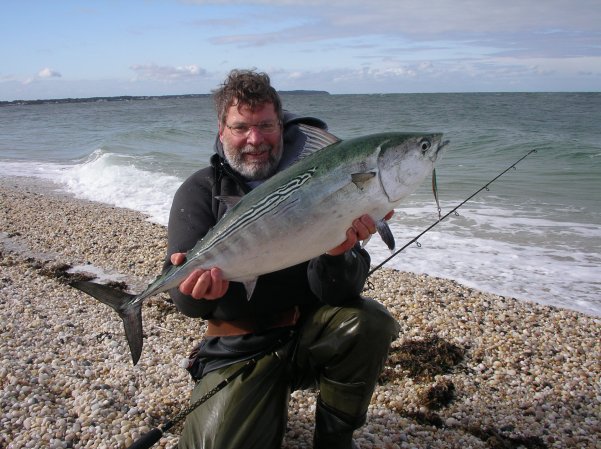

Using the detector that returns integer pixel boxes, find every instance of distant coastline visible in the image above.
[0,90,330,106]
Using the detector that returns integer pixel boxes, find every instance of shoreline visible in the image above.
[1,177,600,448]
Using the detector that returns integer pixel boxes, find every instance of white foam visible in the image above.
[0,159,71,180]
[0,151,180,225]
[368,205,601,317]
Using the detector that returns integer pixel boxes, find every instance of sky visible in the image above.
[1,0,600,101]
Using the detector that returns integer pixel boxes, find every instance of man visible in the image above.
[165,69,400,449]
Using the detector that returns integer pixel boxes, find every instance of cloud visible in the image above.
[37,68,62,79]
[185,0,601,33]
[195,0,601,63]
[130,64,207,81]
[21,67,62,85]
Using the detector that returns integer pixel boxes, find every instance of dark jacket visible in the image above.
[163,112,371,325]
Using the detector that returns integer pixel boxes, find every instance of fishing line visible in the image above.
[126,149,537,448]
[367,148,538,279]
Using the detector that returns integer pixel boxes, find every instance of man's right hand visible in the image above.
[170,253,229,300]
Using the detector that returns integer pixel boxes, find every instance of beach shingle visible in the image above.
[1,179,600,449]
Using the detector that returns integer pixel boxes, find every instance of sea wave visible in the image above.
[60,150,181,225]
[0,149,181,225]
[369,203,601,317]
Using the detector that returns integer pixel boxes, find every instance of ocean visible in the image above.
[1,93,600,317]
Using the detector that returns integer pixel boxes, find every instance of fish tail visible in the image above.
[70,280,143,365]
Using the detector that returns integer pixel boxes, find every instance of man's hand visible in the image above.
[326,211,394,257]
[170,253,229,300]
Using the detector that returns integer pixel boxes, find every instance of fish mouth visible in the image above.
[433,139,450,160]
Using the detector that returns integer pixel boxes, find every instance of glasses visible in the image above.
[225,120,281,137]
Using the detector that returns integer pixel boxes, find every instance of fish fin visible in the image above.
[215,195,243,211]
[351,171,377,189]
[431,168,442,220]
[297,124,341,159]
[70,280,143,365]
[242,278,258,301]
[376,219,396,251]
[361,234,372,248]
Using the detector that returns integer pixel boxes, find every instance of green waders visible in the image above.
[178,297,400,449]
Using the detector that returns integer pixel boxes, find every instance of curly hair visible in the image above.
[213,69,283,125]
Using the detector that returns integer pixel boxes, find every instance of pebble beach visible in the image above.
[1,177,600,449]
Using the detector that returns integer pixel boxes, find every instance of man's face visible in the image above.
[219,101,283,181]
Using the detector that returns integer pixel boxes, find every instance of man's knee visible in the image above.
[316,296,400,375]
[350,296,400,346]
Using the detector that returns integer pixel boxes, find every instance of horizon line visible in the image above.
[2,90,599,105]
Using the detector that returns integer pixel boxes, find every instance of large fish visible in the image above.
[71,125,448,364]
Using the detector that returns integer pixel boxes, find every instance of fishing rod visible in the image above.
[367,148,538,278]
[126,357,258,449]
[125,331,293,449]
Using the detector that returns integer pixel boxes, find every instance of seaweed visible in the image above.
[465,425,548,449]
[404,410,444,428]
[399,411,548,448]
[380,335,465,383]
[419,378,455,409]
[37,261,95,284]
[105,280,128,291]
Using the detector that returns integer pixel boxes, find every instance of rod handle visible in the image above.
[126,428,163,449]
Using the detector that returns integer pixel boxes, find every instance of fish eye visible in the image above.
[419,138,431,153]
